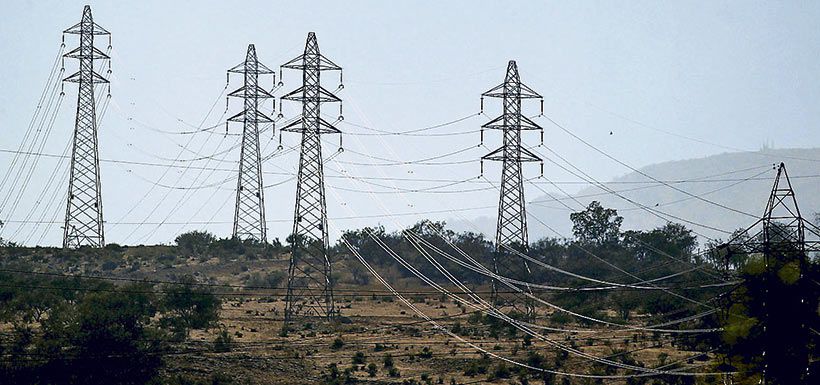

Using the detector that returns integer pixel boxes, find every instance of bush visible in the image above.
[367,363,377,377]
[0,280,163,384]
[101,259,119,271]
[352,351,366,365]
[244,271,286,289]
[331,337,345,350]
[213,328,233,353]
[383,353,394,368]
[175,230,215,256]
[160,275,221,338]
[490,363,511,379]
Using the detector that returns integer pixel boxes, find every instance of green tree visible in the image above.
[716,239,819,384]
[570,201,623,246]
[1,281,164,384]
[174,230,216,256]
[160,275,221,339]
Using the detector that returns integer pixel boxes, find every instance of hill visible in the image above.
[452,148,820,245]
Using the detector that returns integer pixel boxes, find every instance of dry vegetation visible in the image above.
[0,244,713,385]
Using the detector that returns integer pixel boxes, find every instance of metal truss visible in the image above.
[62,6,110,249]
[228,44,274,243]
[280,32,343,322]
[481,61,544,318]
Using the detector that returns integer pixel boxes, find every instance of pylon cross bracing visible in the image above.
[721,163,820,385]
[280,32,343,322]
[481,60,544,317]
[228,44,275,243]
[62,5,110,249]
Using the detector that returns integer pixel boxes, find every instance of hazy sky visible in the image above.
[1,1,819,246]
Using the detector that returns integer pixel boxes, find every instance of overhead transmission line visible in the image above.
[538,114,760,219]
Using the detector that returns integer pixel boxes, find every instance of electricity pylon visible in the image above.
[227,44,275,242]
[720,163,820,385]
[280,32,343,322]
[62,5,110,248]
[480,60,544,318]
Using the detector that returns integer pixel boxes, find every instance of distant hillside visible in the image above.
[451,148,820,245]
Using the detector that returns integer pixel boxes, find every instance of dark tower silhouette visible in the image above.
[62,6,110,248]
[228,44,275,242]
[280,33,343,322]
[722,163,820,385]
[481,61,544,318]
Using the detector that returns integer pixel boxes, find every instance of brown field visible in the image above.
[2,249,713,385]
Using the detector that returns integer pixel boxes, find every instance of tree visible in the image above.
[174,230,216,256]
[160,275,221,339]
[717,242,819,384]
[570,201,623,246]
[1,282,164,385]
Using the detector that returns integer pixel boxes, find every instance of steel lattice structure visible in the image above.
[62,6,110,249]
[720,163,820,385]
[228,44,275,243]
[481,61,543,317]
[280,32,343,322]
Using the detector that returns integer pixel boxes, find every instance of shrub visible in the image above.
[175,230,216,255]
[213,328,233,352]
[352,351,366,365]
[160,275,221,338]
[383,353,394,368]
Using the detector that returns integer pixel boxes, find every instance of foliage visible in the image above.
[715,248,820,384]
[175,230,216,256]
[570,201,623,246]
[213,327,233,353]
[160,275,221,339]
[0,276,164,384]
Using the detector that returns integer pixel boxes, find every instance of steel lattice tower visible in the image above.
[280,32,343,321]
[227,44,275,242]
[62,6,110,248]
[481,60,543,317]
[721,163,820,385]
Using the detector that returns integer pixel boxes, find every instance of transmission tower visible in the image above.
[721,163,820,385]
[480,60,544,317]
[280,32,343,322]
[227,44,275,242]
[62,6,110,249]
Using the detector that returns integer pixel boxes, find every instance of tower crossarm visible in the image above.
[281,85,341,103]
[227,43,274,243]
[482,113,542,131]
[279,116,341,135]
[61,5,110,249]
[280,32,343,323]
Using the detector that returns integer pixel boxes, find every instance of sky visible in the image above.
[1,1,819,246]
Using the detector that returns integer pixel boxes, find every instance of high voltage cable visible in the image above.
[108,84,231,231]
[0,268,723,295]
[337,112,480,136]
[534,145,733,237]
[6,76,113,244]
[583,102,820,164]
[526,174,731,286]
[0,52,66,229]
[0,44,64,204]
[3,146,818,187]
[324,114,728,342]
[323,146,725,339]
[340,144,480,166]
[116,84,232,242]
[538,114,760,219]
[334,221,721,378]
